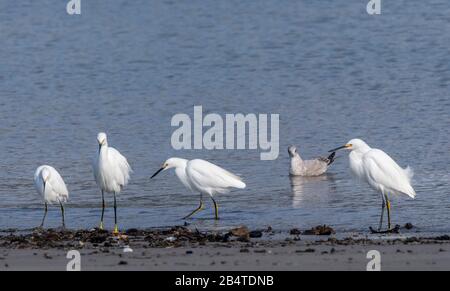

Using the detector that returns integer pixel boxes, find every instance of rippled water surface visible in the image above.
[0,1,449,233]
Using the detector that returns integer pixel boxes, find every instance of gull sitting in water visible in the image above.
[329,138,416,233]
[151,158,246,220]
[34,165,69,229]
[288,146,336,176]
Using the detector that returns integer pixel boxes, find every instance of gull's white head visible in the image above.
[288,146,299,157]
[329,138,371,153]
[41,168,51,183]
[97,132,108,146]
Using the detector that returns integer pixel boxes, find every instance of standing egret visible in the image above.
[150,158,246,220]
[34,165,69,229]
[288,146,336,176]
[330,139,416,233]
[93,132,132,235]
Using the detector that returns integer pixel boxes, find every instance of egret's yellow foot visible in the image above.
[99,221,104,230]
[183,202,204,220]
[113,225,119,236]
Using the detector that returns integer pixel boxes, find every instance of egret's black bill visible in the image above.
[151,167,164,179]
[329,145,347,152]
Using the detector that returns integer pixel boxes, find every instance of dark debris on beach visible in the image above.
[0,225,449,250]
[0,226,259,250]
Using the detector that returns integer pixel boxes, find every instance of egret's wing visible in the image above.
[363,149,416,198]
[48,167,69,200]
[109,147,132,187]
[175,167,193,192]
[34,166,45,196]
[187,160,246,194]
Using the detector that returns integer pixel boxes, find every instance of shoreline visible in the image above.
[1,226,449,271]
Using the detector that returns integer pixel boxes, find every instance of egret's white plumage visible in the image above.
[151,158,246,219]
[186,159,246,195]
[34,165,69,228]
[93,132,132,234]
[346,139,416,199]
[331,138,416,232]
[93,133,132,194]
[34,165,69,204]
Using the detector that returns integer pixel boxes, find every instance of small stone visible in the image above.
[290,228,301,235]
[249,231,263,238]
[230,226,250,242]
[303,225,335,236]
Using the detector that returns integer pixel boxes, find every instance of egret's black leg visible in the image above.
[59,201,66,229]
[113,192,119,235]
[211,197,219,220]
[183,194,204,220]
[100,190,105,230]
[378,199,386,232]
[40,203,48,228]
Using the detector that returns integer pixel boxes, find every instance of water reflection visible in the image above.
[290,174,337,208]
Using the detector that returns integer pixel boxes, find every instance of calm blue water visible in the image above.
[0,0,449,234]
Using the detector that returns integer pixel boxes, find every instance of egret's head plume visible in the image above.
[97,132,108,146]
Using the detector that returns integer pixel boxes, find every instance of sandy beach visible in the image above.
[1,226,449,271]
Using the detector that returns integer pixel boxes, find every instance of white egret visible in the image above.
[150,158,246,220]
[93,132,132,235]
[288,146,336,176]
[330,138,416,233]
[34,165,69,229]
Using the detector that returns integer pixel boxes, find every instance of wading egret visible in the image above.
[330,138,416,233]
[288,146,336,176]
[34,165,69,229]
[93,132,132,235]
[150,158,246,220]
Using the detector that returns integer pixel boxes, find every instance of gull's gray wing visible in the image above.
[302,159,329,176]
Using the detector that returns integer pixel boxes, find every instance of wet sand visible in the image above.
[1,226,449,271]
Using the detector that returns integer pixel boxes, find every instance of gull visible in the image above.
[288,146,336,176]
[34,165,69,229]
[330,138,416,233]
[93,132,132,235]
[151,158,246,220]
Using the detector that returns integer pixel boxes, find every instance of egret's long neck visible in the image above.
[349,144,371,162]
[43,179,51,196]
[99,143,109,159]
[172,158,188,170]
[354,143,371,155]
[173,159,191,190]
